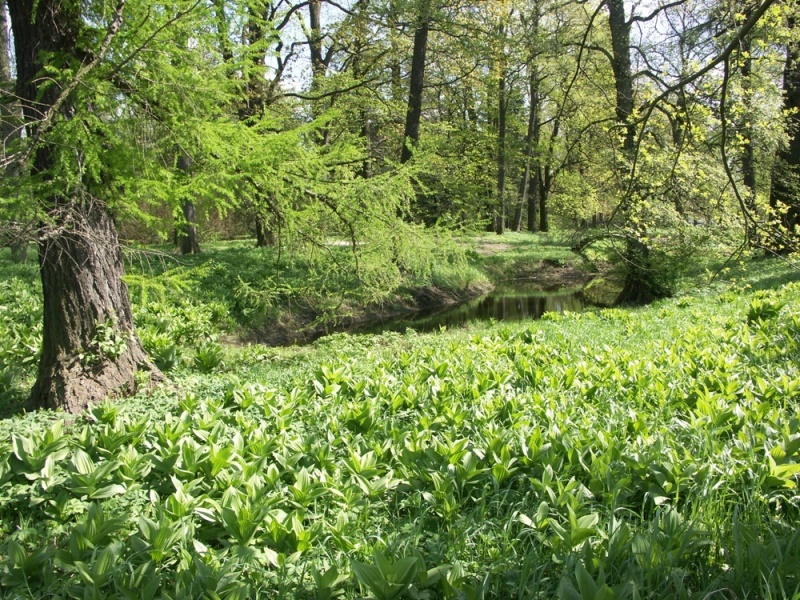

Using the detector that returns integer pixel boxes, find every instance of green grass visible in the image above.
[1,244,800,598]
[463,231,583,283]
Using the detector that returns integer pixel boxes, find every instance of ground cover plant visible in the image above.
[1,244,799,598]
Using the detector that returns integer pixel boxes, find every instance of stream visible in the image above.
[357,282,588,336]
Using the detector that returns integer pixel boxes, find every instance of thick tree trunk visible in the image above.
[738,36,759,246]
[309,0,325,84]
[400,0,430,164]
[8,0,161,412]
[606,0,668,303]
[30,201,157,411]
[539,168,549,232]
[607,0,635,152]
[769,30,800,251]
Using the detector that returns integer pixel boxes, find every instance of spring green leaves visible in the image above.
[0,273,799,597]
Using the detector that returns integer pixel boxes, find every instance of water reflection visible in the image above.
[364,285,586,335]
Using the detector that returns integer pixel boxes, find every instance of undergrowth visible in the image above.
[1,245,799,598]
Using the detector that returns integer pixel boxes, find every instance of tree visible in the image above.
[769,14,800,250]
[401,0,431,163]
[4,0,161,411]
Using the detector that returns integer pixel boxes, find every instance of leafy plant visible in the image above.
[193,342,224,373]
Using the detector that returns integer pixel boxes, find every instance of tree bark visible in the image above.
[607,0,635,152]
[176,153,200,255]
[7,0,161,412]
[400,0,430,164]
[180,200,201,255]
[606,0,668,304]
[539,167,549,232]
[255,213,276,247]
[495,55,508,235]
[524,64,541,232]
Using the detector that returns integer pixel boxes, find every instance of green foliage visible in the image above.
[0,257,798,598]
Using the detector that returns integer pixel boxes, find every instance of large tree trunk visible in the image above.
[255,214,276,248]
[739,36,759,246]
[400,0,430,164]
[30,201,157,411]
[606,0,668,304]
[769,26,800,251]
[179,200,201,255]
[607,0,635,152]
[8,0,161,412]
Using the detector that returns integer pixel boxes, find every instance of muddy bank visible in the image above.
[246,280,494,346]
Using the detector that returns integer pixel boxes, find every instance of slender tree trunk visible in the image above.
[7,0,160,412]
[769,27,800,251]
[400,0,430,164]
[539,168,549,232]
[1,1,25,262]
[740,41,756,195]
[309,0,325,84]
[495,62,508,235]
[525,65,541,232]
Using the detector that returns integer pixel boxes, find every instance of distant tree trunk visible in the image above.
[495,59,508,235]
[737,35,759,247]
[400,0,430,164]
[309,0,325,84]
[7,0,160,412]
[524,64,541,232]
[539,167,549,232]
[1,1,25,262]
[255,214,276,247]
[176,154,200,255]
[769,27,800,251]
[180,201,201,255]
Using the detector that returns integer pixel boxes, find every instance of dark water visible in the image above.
[361,283,587,335]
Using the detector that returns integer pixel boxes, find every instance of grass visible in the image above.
[463,231,583,283]
[1,241,800,598]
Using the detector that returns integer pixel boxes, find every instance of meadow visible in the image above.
[0,242,799,599]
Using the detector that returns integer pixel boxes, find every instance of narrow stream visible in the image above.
[360,283,587,335]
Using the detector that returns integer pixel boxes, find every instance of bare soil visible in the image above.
[475,242,514,255]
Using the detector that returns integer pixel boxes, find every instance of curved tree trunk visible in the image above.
[8,0,161,413]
